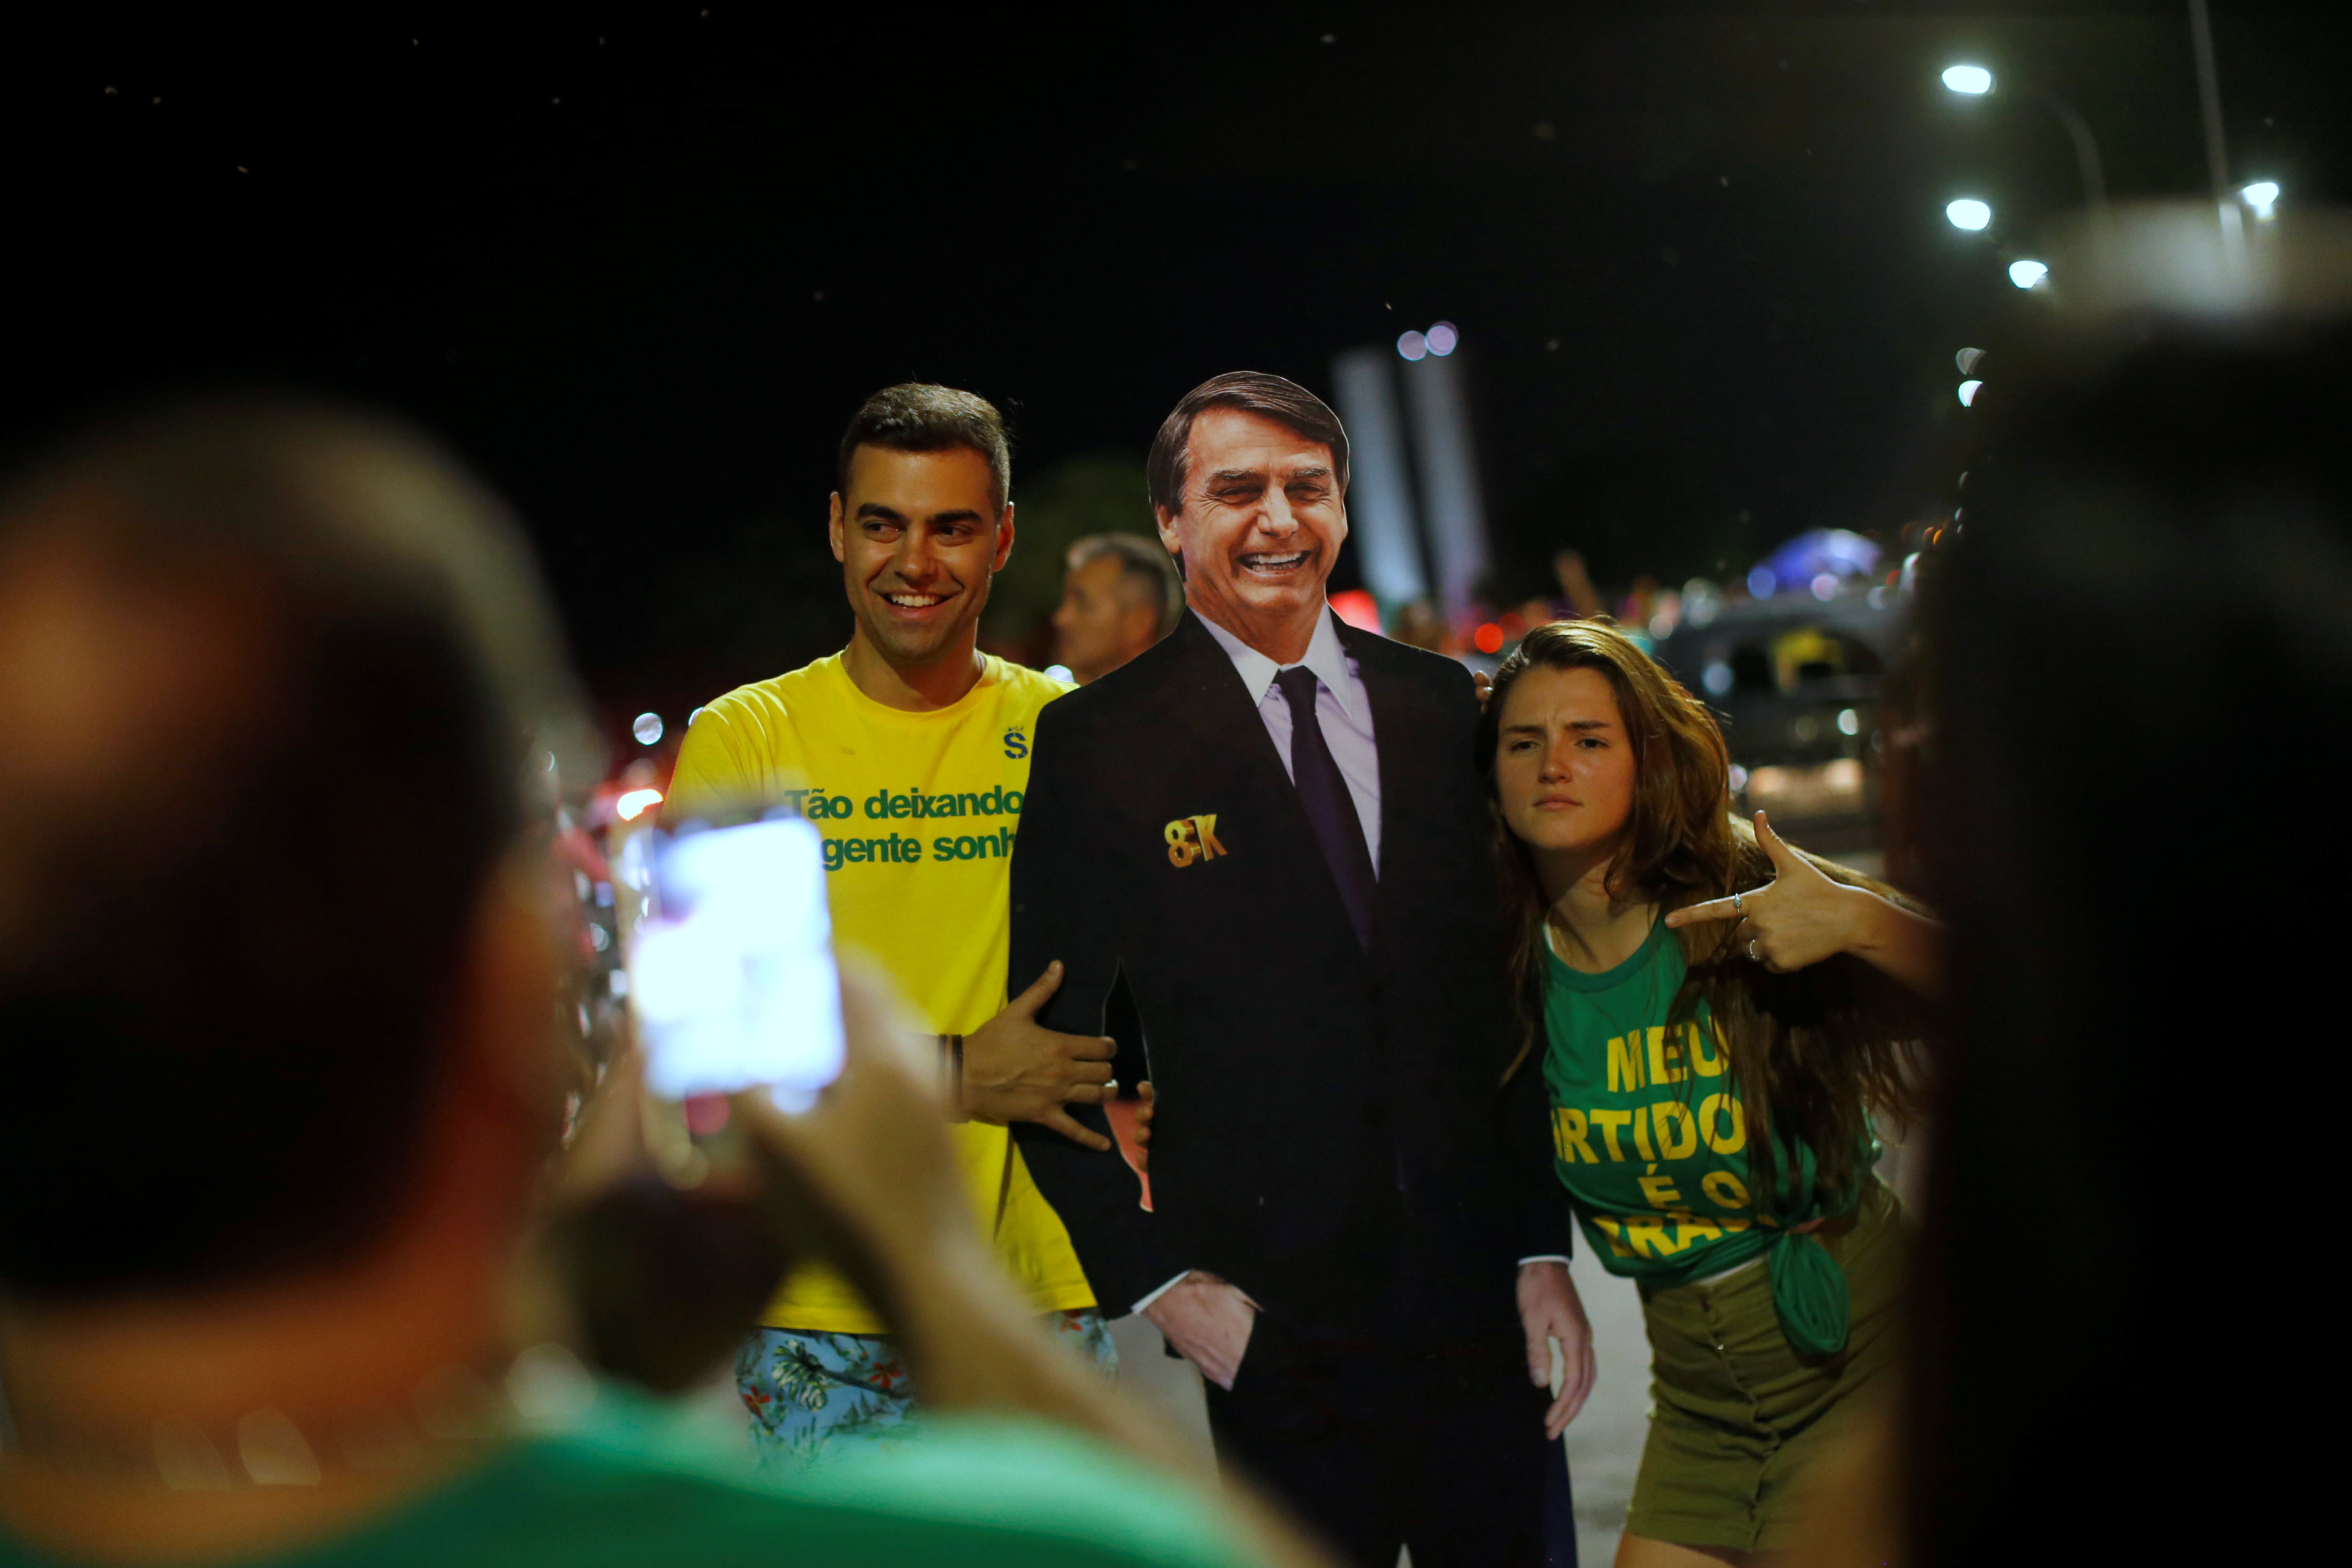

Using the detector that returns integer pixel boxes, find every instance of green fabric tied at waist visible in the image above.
[1765,1226,1850,1357]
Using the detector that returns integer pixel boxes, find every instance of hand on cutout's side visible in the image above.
[962,961,1118,1149]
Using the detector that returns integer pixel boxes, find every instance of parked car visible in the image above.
[1652,586,1904,863]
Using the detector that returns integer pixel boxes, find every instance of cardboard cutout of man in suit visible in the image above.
[1011,372,1583,1567]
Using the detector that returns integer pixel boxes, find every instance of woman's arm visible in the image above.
[1826,881,1944,999]
[1664,811,1945,1000]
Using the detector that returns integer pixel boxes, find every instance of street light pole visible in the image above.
[1941,63,2111,259]
[2187,0,2244,252]
[2031,91,2107,216]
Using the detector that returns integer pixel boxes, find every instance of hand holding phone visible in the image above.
[627,816,845,1113]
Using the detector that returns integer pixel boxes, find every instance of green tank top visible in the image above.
[1539,915,1870,1354]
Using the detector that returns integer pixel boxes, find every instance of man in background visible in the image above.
[0,398,1301,1568]
[666,384,1120,1472]
[1051,533,1181,685]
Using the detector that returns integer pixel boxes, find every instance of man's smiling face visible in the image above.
[829,443,1013,674]
[1155,406,1347,645]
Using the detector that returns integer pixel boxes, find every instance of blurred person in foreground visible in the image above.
[1786,207,2352,1568]
[1480,619,1937,1566]
[0,400,1314,1568]
[1009,372,1583,1567]
[1052,532,1183,685]
[665,384,1122,1471]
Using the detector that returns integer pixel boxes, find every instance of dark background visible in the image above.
[7,2,2345,756]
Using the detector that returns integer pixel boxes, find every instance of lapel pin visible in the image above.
[1162,814,1228,868]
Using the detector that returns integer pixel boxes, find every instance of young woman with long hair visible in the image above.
[1480,617,1939,1568]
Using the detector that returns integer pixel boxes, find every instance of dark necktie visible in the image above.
[1273,665,1378,948]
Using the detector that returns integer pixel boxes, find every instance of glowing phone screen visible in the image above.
[628,817,845,1113]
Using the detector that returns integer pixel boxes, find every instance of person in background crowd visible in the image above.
[1052,532,1182,685]
[1011,371,1583,1567]
[0,398,1311,1568]
[1386,599,1449,653]
[1552,550,1607,621]
[1480,618,1939,1567]
[665,384,1120,1472]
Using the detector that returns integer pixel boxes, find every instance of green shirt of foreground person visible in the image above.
[0,400,1320,1568]
[0,1404,1238,1568]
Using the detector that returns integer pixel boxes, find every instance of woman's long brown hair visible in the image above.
[1479,619,1923,1209]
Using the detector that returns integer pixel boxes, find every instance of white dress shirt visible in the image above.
[1195,607,1382,874]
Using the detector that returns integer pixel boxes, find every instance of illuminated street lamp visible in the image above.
[1945,198,1992,232]
[2007,259,2050,290]
[2241,180,2280,220]
[1939,62,2107,218]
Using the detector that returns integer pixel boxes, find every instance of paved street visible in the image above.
[1560,1245,1652,1567]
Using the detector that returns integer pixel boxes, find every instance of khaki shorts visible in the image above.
[1624,1180,1906,1554]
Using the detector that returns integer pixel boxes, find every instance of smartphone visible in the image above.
[626,816,845,1113]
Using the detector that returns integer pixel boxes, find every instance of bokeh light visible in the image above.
[1940,64,1994,95]
[1945,199,1992,232]
[1327,589,1382,632]
[632,711,664,745]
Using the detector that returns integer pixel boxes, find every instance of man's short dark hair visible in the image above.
[1145,371,1350,519]
[0,399,589,1302]
[1067,533,1183,639]
[837,384,1012,515]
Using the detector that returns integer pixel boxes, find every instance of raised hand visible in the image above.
[962,960,1118,1150]
[1665,811,1945,995]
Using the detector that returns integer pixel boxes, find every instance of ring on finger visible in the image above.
[1732,889,1746,916]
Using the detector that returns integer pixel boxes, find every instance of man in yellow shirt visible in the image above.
[665,384,1122,1471]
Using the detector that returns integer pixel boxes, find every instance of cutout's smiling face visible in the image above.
[1155,407,1347,642]
[829,443,1012,673]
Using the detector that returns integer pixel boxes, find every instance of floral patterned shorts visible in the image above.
[735,1309,1117,1472]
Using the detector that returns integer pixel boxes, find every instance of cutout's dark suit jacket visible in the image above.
[1010,610,1574,1342]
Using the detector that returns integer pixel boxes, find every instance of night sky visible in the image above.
[10,3,2349,747]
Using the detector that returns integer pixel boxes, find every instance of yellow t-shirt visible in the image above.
[663,651,1095,1333]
